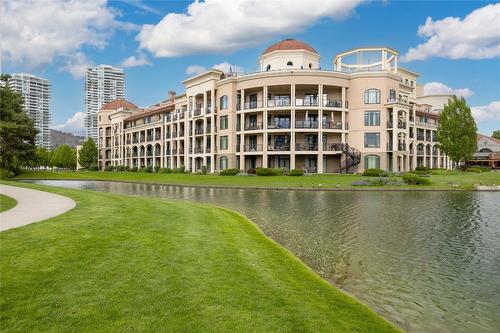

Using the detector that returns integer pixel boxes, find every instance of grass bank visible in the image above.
[0,194,17,212]
[0,181,399,332]
[16,169,500,190]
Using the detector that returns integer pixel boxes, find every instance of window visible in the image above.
[364,155,380,169]
[220,115,228,130]
[287,61,293,67]
[309,63,312,69]
[219,95,228,110]
[266,64,271,71]
[220,136,228,150]
[364,89,380,104]
[479,148,492,153]
[220,156,228,170]
[364,133,380,148]
[364,111,380,126]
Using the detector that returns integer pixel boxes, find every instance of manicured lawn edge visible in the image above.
[0,193,17,212]
[0,182,398,332]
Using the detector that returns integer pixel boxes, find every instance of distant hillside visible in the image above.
[50,129,85,150]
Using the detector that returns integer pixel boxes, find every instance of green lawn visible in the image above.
[16,169,500,190]
[0,194,17,212]
[0,181,399,333]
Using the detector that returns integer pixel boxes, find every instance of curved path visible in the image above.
[0,184,76,231]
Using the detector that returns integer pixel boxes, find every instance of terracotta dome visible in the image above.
[100,99,138,111]
[262,39,318,55]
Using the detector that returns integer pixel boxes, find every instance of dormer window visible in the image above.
[287,61,293,67]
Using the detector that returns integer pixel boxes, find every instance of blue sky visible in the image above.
[2,0,499,136]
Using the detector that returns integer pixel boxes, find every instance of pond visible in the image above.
[24,180,500,333]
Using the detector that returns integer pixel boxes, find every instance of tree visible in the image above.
[0,74,38,175]
[34,147,53,168]
[436,95,477,165]
[52,145,76,169]
[78,138,98,168]
[492,130,500,139]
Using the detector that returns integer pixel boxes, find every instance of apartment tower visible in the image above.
[8,73,51,149]
[85,65,125,141]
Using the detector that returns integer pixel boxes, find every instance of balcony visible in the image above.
[193,108,202,117]
[267,99,291,108]
[194,147,204,154]
[323,99,343,108]
[295,99,318,107]
[322,121,343,130]
[267,144,290,151]
[244,122,263,130]
[323,142,343,151]
[195,128,204,135]
[244,144,263,152]
[398,121,407,129]
[398,143,406,151]
[417,135,425,141]
[295,120,318,129]
[296,143,318,151]
[267,121,291,129]
[244,100,263,110]
[386,98,409,104]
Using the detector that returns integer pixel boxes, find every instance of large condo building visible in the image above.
[85,65,125,141]
[98,39,452,173]
[8,73,51,149]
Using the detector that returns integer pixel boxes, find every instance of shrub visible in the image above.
[409,170,430,176]
[415,166,429,172]
[159,168,172,173]
[143,166,153,173]
[0,168,15,179]
[352,181,370,186]
[154,165,160,173]
[247,168,256,175]
[463,166,491,173]
[89,164,98,171]
[104,165,114,171]
[220,168,239,176]
[124,166,130,172]
[288,169,304,176]
[256,167,276,176]
[362,168,384,177]
[201,165,208,175]
[129,167,138,172]
[369,178,387,186]
[172,165,186,173]
[402,172,431,185]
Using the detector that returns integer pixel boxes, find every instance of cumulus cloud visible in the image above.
[402,3,500,61]
[138,0,364,57]
[53,112,86,136]
[423,82,473,98]
[185,62,244,75]
[60,52,93,79]
[120,53,152,67]
[471,101,500,122]
[1,0,135,76]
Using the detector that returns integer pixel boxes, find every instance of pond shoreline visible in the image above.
[16,177,490,191]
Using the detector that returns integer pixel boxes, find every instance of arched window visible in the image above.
[308,63,312,69]
[364,155,380,169]
[266,64,271,71]
[287,61,293,67]
[364,89,380,104]
[219,95,228,110]
[220,156,228,170]
[479,148,492,153]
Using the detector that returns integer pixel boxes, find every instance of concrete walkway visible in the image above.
[0,184,76,231]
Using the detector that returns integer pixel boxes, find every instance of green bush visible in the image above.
[463,166,491,173]
[408,170,430,176]
[362,168,384,177]
[143,166,153,173]
[219,168,239,176]
[247,168,256,175]
[464,167,482,173]
[104,165,114,171]
[129,167,138,172]
[154,165,160,173]
[201,165,208,175]
[124,166,130,172]
[288,169,304,176]
[0,168,15,179]
[415,166,430,172]
[402,172,431,185]
[89,164,98,171]
[369,178,387,186]
[172,166,186,174]
[159,168,172,173]
[255,167,276,176]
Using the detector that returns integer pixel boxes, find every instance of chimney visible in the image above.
[168,91,176,100]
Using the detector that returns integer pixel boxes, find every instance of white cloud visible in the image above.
[185,62,244,75]
[423,82,473,98]
[0,0,135,77]
[60,52,93,79]
[472,101,500,122]
[138,0,364,57]
[402,3,500,61]
[120,53,151,67]
[53,112,86,136]
[122,0,161,15]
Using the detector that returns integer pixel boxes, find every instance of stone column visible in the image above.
[290,83,296,170]
[263,86,268,168]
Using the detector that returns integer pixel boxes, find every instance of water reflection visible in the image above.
[25,180,500,333]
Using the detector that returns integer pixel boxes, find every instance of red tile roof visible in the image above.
[100,99,138,111]
[262,39,318,55]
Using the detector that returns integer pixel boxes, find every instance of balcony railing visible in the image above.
[267,99,291,108]
[245,122,263,130]
[294,120,318,129]
[417,150,424,156]
[387,98,409,104]
[267,144,290,151]
[146,151,153,157]
[417,135,425,141]
[295,99,318,107]
[323,99,343,108]
[267,121,291,129]
[195,128,204,135]
[194,147,204,154]
[193,108,202,117]
[323,142,343,151]
[244,144,263,152]
[322,121,343,130]
[296,143,318,151]
[387,121,393,129]
[244,100,263,110]
[398,121,407,129]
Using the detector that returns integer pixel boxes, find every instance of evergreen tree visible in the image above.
[78,138,98,168]
[0,74,38,175]
[436,96,477,164]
